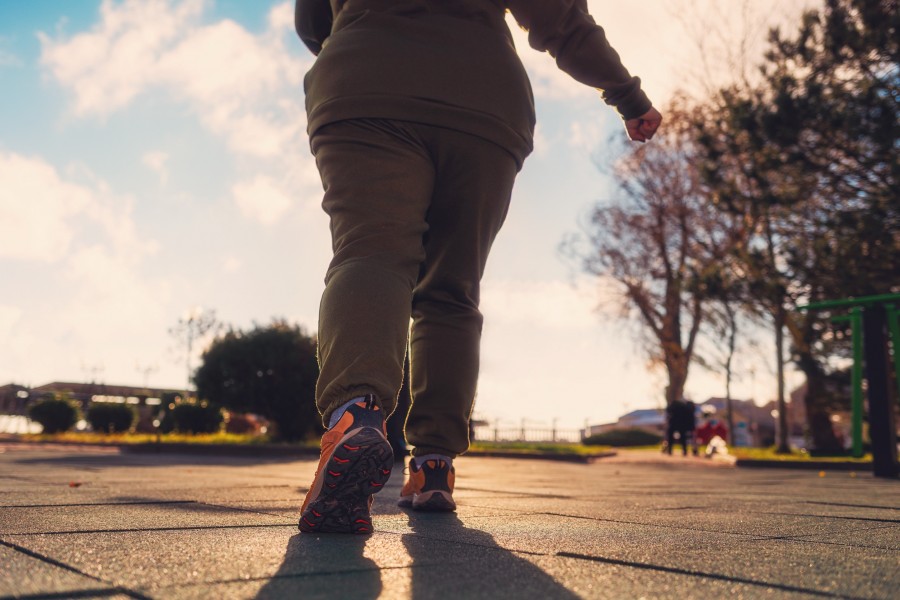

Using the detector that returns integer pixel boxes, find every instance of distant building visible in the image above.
[0,383,31,415]
[2,381,184,431]
[29,381,181,410]
[588,397,781,447]
[586,408,665,437]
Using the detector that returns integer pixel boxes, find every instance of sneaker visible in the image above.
[397,457,456,512]
[299,395,393,534]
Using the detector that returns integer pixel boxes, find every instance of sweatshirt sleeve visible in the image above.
[294,0,333,56]
[506,0,652,119]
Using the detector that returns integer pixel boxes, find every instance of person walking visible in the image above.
[295,0,662,534]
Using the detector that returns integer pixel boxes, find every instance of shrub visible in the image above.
[583,428,663,447]
[86,403,136,433]
[28,396,81,434]
[194,321,320,441]
[164,401,223,434]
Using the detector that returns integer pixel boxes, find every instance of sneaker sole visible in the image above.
[411,490,456,512]
[299,427,393,534]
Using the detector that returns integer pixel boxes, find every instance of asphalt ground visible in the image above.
[0,443,897,599]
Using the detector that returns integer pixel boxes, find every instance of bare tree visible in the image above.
[570,101,745,407]
[169,307,219,400]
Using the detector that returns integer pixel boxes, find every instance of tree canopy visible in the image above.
[696,0,899,450]
[194,320,321,441]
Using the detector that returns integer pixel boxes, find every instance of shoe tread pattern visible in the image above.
[299,427,393,534]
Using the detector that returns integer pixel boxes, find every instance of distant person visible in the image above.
[696,414,728,447]
[294,0,662,534]
[665,399,696,457]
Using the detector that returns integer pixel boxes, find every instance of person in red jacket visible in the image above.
[295,0,662,534]
[696,417,729,446]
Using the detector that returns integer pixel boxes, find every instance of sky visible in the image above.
[0,0,820,430]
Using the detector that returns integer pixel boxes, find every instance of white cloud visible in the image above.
[0,152,93,261]
[233,175,293,226]
[0,152,157,265]
[63,244,170,337]
[39,0,318,229]
[568,118,608,154]
[40,0,309,159]
[506,14,595,103]
[142,150,169,183]
[38,0,206,116]
[0,151,170,386]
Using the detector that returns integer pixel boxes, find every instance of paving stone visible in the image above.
[2,448,898,599]
[455,497,879,538]
[0,543,114,597]
[8,526,544,593]
[0,502,291,535]
[377,511,898,599]
[787,524,900,551]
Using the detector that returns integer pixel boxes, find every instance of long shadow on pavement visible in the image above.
[255,533,382,599]
[402,511,581,599]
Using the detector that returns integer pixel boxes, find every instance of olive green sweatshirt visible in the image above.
[296,0,652,165]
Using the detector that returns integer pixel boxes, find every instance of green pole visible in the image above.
[886,304,900,404]
[850,308,864,458]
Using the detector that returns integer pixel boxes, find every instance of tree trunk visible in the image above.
[724,302,737,445]
[666,355,688,407]
[775,306,790,453]
[797,352,842,452]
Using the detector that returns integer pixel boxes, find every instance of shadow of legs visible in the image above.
[401,511,580,599]
[256,533,382,599]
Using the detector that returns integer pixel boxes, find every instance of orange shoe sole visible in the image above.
[298,427,393,534]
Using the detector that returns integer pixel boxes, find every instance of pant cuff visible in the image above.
[319,386,385,428]
[411,445,461,459]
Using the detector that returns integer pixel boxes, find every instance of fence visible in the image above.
[472,424,584,444]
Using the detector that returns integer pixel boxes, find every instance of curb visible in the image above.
[465,450,617,464]
[123,444,616,463]
[735,458,873,471]
[121,442,320,458]
[1,436,615,464]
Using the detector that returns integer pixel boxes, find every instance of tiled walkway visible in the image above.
[1,445,897,599]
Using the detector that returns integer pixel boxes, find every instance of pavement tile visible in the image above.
[0,543,115,597]
[9,527,299,591]
[521,554,828,600]
[377,511,898,599]
[3,449,898,599]
[210,498,524,522]
[6,525,554,594]
[455,497,877,538]
[786,524,900,551]
[0,502,292,535]
[761,502,900,523]
[155,545,837,600]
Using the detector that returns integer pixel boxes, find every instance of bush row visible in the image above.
[26,396,226,435]
[583,428,662,447]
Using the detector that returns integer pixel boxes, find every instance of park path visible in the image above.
[1,445,897,599]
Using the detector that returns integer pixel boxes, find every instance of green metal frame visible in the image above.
[798,292,900,459]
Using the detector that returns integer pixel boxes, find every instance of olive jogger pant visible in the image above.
[311,118,519,457]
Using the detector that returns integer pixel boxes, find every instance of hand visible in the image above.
[625,107,662,142]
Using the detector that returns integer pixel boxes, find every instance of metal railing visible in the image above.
[472,424,584,443]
